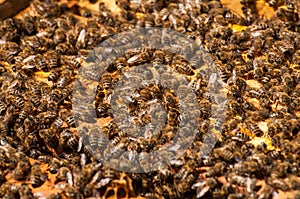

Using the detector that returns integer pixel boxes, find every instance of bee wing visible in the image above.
[95,178,111,189]
[66,171,73,186]
[127,54,140,64]
[196,185,210,198]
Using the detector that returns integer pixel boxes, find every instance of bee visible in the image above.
[30,162,47,188]
[206,162,226,177]
[44,50,59,69]
[152,49,165,68]
[96,102,112,117]
[64,57,81,69]
[103,166,117,179]
[248,123,264,137]
[49,158,63,174]
[12,160,31,180]
[268,177,290,191]
[0,102,7,115]
[174,160,196,180]
[285,1,296,21]
[214,147,235,162]
[15,96,25,108]
[192,177,218,198]
[257,184,274,199]
[39,128,59,149]
[55,167,73,184]
[49,192,63,199]
[232,131,250,142]
[48,68,61,82]
[60,130,79,151]
[162,184,178,199]
[18,184,34,199]
[100,72,112,90]
[55,69,73,88]
[15,126,27,140]
[127,51,151,66]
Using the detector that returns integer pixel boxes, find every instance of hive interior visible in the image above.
[0,0,300,199]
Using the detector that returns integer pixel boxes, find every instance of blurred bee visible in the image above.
[55,69,73,88]
[0,102,7,115]
[247,123,264,137]
[258,184,274,199]
[15,96,25,108]
[174,160,196,180]
[127,51,151,66]
[60,129,79,151]
[268,177,290,191]
[214,147,235,162]
[30,162,47,188]
[39,128,59,149]
[55,167,73,185]
[162,184,178,199]
[48,68,61,82]
[285,1,296,21]
[206,162,226,177]
[18,184,34,199]
[96,102,112,117]
[152,49,165,68]
[12,160,31,180]
[192,177,218,198]
[44,50,59,69]
[49,158,63,174]
[100,72,112,90]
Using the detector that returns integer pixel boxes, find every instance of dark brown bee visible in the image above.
[64,57,81,69]
[18,184,34,199]
[100,72,112,90]
[0,102,7,115]
[206,162,226,177]
[268,177,290,191]
[60,129,79,151]
[44,50,59,69]
[49,158,63,174]
[12,160,31,180]
[96,102,112,117]
[126,50,151,66]
[48,68,61,82]
[39,128,59,149]
[30,162,47,188]
[55,167,73,184]
[14,96,25,108]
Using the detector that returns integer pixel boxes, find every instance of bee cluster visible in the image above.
[0,0,299,198]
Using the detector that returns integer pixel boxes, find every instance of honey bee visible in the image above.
[192,177,218,198]
[174,160,196,181]
[215,147,235,162]
[48,68,61,82]
[206,162,226,177]
[49,158,63,174]
[30,162,47,188]
[127,51,151,66]
[96,102,112,117]
[12,159,31,180]
[18,183,34,199]
[268,177,290,191]
[100,72,112,90]
[60,129,79,151]
[0,101,7,115]
[55,167,73,185]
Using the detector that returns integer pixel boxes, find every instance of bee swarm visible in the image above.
[0,0,300,199]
